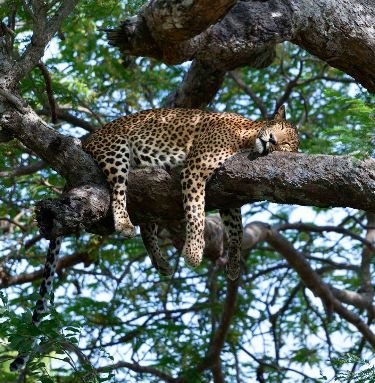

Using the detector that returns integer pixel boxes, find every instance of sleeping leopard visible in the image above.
[82,104,299,280]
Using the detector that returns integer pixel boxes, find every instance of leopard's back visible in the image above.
[82,108,257,169]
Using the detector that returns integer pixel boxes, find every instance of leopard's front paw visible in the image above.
[115,221,136,238]
[182,241,204,269]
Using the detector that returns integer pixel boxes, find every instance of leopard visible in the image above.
[82,104,299,280]
[10,105,299,372]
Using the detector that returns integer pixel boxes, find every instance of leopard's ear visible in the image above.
[274,105,286,121]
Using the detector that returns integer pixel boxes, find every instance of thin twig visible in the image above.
[0,161,46,177]
[37,62,57,123]
[277,222,375,250]
[0,88,28,113]
[96,361,176,383]
[266,226,375,348]
[228,71,268,118]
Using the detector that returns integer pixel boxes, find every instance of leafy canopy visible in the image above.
[0,1,374,382]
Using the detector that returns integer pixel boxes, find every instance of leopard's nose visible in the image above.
[269,136,277,145]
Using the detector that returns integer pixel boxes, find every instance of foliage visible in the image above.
[329,354,375,383]
[0,1,374,382]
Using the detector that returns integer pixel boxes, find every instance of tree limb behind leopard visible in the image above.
[10,105,299,371]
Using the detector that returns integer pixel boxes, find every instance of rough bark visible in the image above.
[125,152,375,224]
[35,151,375,238]
[143,0,237,42]
[107,0,375,92]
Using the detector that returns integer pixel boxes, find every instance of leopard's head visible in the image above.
[255,105,299,154]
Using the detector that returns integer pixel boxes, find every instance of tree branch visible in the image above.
[39,106,98,132]
[277,222,375,251]
[228,71,268,118]
[163,60,225,108]
[359,213,375,296]
[96,361,176,383]
[106,0,375,92]
[0,105,104,185]
[15,0,79,81]
[175,278,239,381]
[37,62,57,123]
[30,150,375,239]
[202,279,239,368]
[0,160,46,177]
[106,1,276,69]
[264,224,375,348]
[0,87,28,113]
[330,287,374,314]
[0,251,93,288]
[143,0,236,42]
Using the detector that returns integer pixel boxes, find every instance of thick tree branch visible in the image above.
[1,94,374,238]
[143,0,236,42]
[0,105,103,186]
[107,1,276,69]
[32,151,375,239]
[163,60,225,108]
[0,87,27,113]
[330,287,374,314]
[107,0,375,92]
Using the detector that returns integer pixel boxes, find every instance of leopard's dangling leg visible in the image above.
[10,237,62,372]
[181,135,236,270]
[140,223,173,277]
[220,208,243,280]
[180,168,207,268]
[102,139,135,238]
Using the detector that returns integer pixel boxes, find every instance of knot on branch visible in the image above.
[104,15,162,60]
[35,183,112,239]
[0,126,15,142]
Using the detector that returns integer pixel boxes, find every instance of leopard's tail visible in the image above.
[9,237,62,372]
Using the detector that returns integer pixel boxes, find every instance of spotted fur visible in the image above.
[83,105,299,278]
[10,238,61,372]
